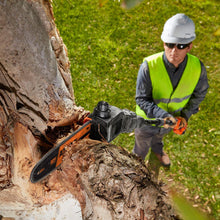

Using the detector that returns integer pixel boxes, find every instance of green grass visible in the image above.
[52,0,219,218]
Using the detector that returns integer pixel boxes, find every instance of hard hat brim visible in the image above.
[161,34,196,44]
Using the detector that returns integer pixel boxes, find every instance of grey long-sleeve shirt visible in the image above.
[135,52,209,121]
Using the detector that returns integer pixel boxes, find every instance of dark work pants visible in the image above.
[133,125,171,160]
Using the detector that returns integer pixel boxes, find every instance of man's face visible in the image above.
[163,42,192,67]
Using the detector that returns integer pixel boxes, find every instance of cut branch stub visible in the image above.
[58,139,178,220]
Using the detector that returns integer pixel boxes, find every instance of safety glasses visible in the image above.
[165,43,190,50]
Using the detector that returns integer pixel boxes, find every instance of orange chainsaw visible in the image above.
[30,101,174,183]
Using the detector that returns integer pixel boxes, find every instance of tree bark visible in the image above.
[58,139,177,219]
[0,0,88,216]
[0,0,178,219]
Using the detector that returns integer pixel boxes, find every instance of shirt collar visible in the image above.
[163,52,188,70]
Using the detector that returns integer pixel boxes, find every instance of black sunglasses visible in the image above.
[165,43,190,50]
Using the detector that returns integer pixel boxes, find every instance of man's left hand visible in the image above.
[164,116,177,129]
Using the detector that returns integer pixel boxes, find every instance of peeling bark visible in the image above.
[0,0,75,132]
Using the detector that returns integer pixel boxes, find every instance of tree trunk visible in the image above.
[0,0,178,219]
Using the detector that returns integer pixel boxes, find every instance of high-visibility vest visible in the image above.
[136,52,201,119]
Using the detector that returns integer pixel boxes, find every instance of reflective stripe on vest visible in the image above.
[136,52,201,119]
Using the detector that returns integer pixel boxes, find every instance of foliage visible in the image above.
[52,0,219,218]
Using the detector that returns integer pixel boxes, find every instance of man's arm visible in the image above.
[180,61,209,121]
[135,61,172,119]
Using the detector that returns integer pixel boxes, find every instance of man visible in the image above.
[133,13,209,166]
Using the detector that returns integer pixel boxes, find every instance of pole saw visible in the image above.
[30,101,174,183]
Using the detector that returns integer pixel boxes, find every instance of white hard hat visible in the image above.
[161,13,196,44]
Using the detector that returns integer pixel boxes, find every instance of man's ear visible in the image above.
[187,42,193,52]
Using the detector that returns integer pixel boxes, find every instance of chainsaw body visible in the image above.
[30,101,170,183]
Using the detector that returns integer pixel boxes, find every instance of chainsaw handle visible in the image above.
[143,118,176,127]
[143,118,164,126]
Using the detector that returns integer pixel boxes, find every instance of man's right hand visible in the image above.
[163,116,177,129]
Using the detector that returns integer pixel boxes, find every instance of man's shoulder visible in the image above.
[143,52,164,62]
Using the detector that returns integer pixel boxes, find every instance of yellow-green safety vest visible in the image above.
[136,52,201,119]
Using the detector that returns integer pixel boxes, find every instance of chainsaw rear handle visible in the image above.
[173,117,187,135]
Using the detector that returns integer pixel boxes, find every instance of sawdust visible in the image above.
[0,193,82,220]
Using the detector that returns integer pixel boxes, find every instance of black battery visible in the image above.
[89,101,124,142]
